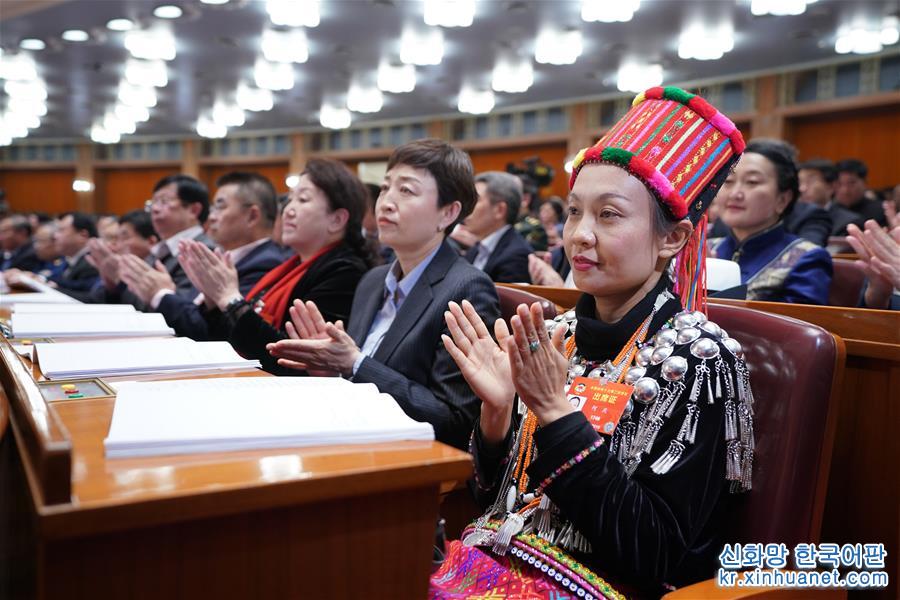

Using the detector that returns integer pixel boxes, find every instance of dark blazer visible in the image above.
[782,202,831,247]
[1,242,41,272]
[348,240,500,450]
[223,243,369,374]
[711,203,832,247]
[157,239,286,340]
[89,253,156,309]
[827,202,866,236]
[50,251,99,302]
[157,230,216,299]
[846,197,887,227]
[465,226,532,284]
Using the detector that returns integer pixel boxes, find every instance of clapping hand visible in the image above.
[119,254,176,305]
[266,300,358,377]
[178,240,240,310]
[86,238,121,289]
[847,220,900,309]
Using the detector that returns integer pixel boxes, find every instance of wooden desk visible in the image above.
[0,335,473,598]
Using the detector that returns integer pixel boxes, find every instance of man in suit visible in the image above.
[835,158,886,226]
[154,171,286,340]
[0,215,41,272]
[118,174,215,306]
[798,159,864,237]
[41,212,99,301]
[464,171,532,283]
[86,209,159,307]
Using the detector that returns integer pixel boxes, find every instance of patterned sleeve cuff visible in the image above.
[527,412,602,490]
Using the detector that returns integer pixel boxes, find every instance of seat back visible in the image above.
[827,259,866,307]
[496,285,557,324]
[707,303,843,547]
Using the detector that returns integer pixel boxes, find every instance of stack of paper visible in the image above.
[35,338,261,379]
[12,312,175,338]
[0,292,79,307]
[104,378,435,457]
[13,303,137,314]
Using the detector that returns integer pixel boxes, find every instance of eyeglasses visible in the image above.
[144,195,180,210]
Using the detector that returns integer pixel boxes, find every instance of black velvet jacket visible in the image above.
[471,276,746,595]
[211,243,369,375]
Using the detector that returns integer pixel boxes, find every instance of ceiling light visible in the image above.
[581,0,639,23]
[266,0,320,28]
[124,29,177,61]
[882,18,900,45]
[750,0,815,16]
[153,5,183,19]
[1,115,30,139]
[254,58,294,91]
[19,38,46,51]
[115,103,150,123]
[90,123,120,144]
[535,29,582,65]
[107,18,135,31]
[0,53,38,81]
[236,83,274,111]
[285,174,300,188]
[196,113,227,138]
[678,27,734,60]
[118,82,158,107]
[377,62,416,93]
[347,84,383,113]
[458,87,494,114]
[261,29,308,63]
[617,63,663,92]
[200,0,229,4]
[4,80,47,101]
[212,100,245,127]
[72,179,94,192]
[400,28,443,66]
[124,59,168,88]
[62,30,90,42]
[12,112,41,129]
[103,112,136,135]
[0,134,12,146]
[492,56,533,93]
[320,104,351,129]
[424,0,475,27]
[7,97,47,117]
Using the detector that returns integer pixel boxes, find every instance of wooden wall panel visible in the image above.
[201,162,291,196]
[467,143,569,199]
[0,169,77,215]
[95,167,181,216]
[788,105,900,189]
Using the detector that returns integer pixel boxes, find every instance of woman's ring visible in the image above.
[528,339,540,353]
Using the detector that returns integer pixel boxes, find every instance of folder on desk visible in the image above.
[12,312,175,338]
[0,292,79,306]
[104,378,435,457]
[13,303,137,314]
[34,338,261,380]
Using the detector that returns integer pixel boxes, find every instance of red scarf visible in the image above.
[245,242,341,327]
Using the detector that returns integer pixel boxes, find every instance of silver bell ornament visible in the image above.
[661,355,689,381]
[623,366,647,385]
[723,337,744,358]
[635,345,654,367]
[653,328,677,348]
[690,337,720,360]
[650,345,674,365]
[673,311,699,330]
[676,327,701,345]
[632,377,660,405]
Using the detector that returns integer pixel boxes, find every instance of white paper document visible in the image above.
[12,312,175,338]
[13,303,137,314]
[104,378,435,458]
[35,338,260,379]
[0,292,79,306]
[706,258,742,292]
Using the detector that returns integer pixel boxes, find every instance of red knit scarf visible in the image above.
[245,241,340,327]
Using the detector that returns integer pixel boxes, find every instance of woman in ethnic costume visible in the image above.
[431,87,756,599]
[711,139,833,304]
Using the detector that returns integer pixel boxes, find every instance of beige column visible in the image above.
[74,143,95,213]
[181,139,200,178]
[288,133,307,175]
[750,75,786,139]
[567,103,593,158]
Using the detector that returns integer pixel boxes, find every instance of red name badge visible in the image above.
[566,376,634,435]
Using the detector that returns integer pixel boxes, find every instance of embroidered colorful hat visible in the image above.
[568,86,746,311]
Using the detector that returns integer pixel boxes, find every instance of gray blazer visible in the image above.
[347,239,500,449]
